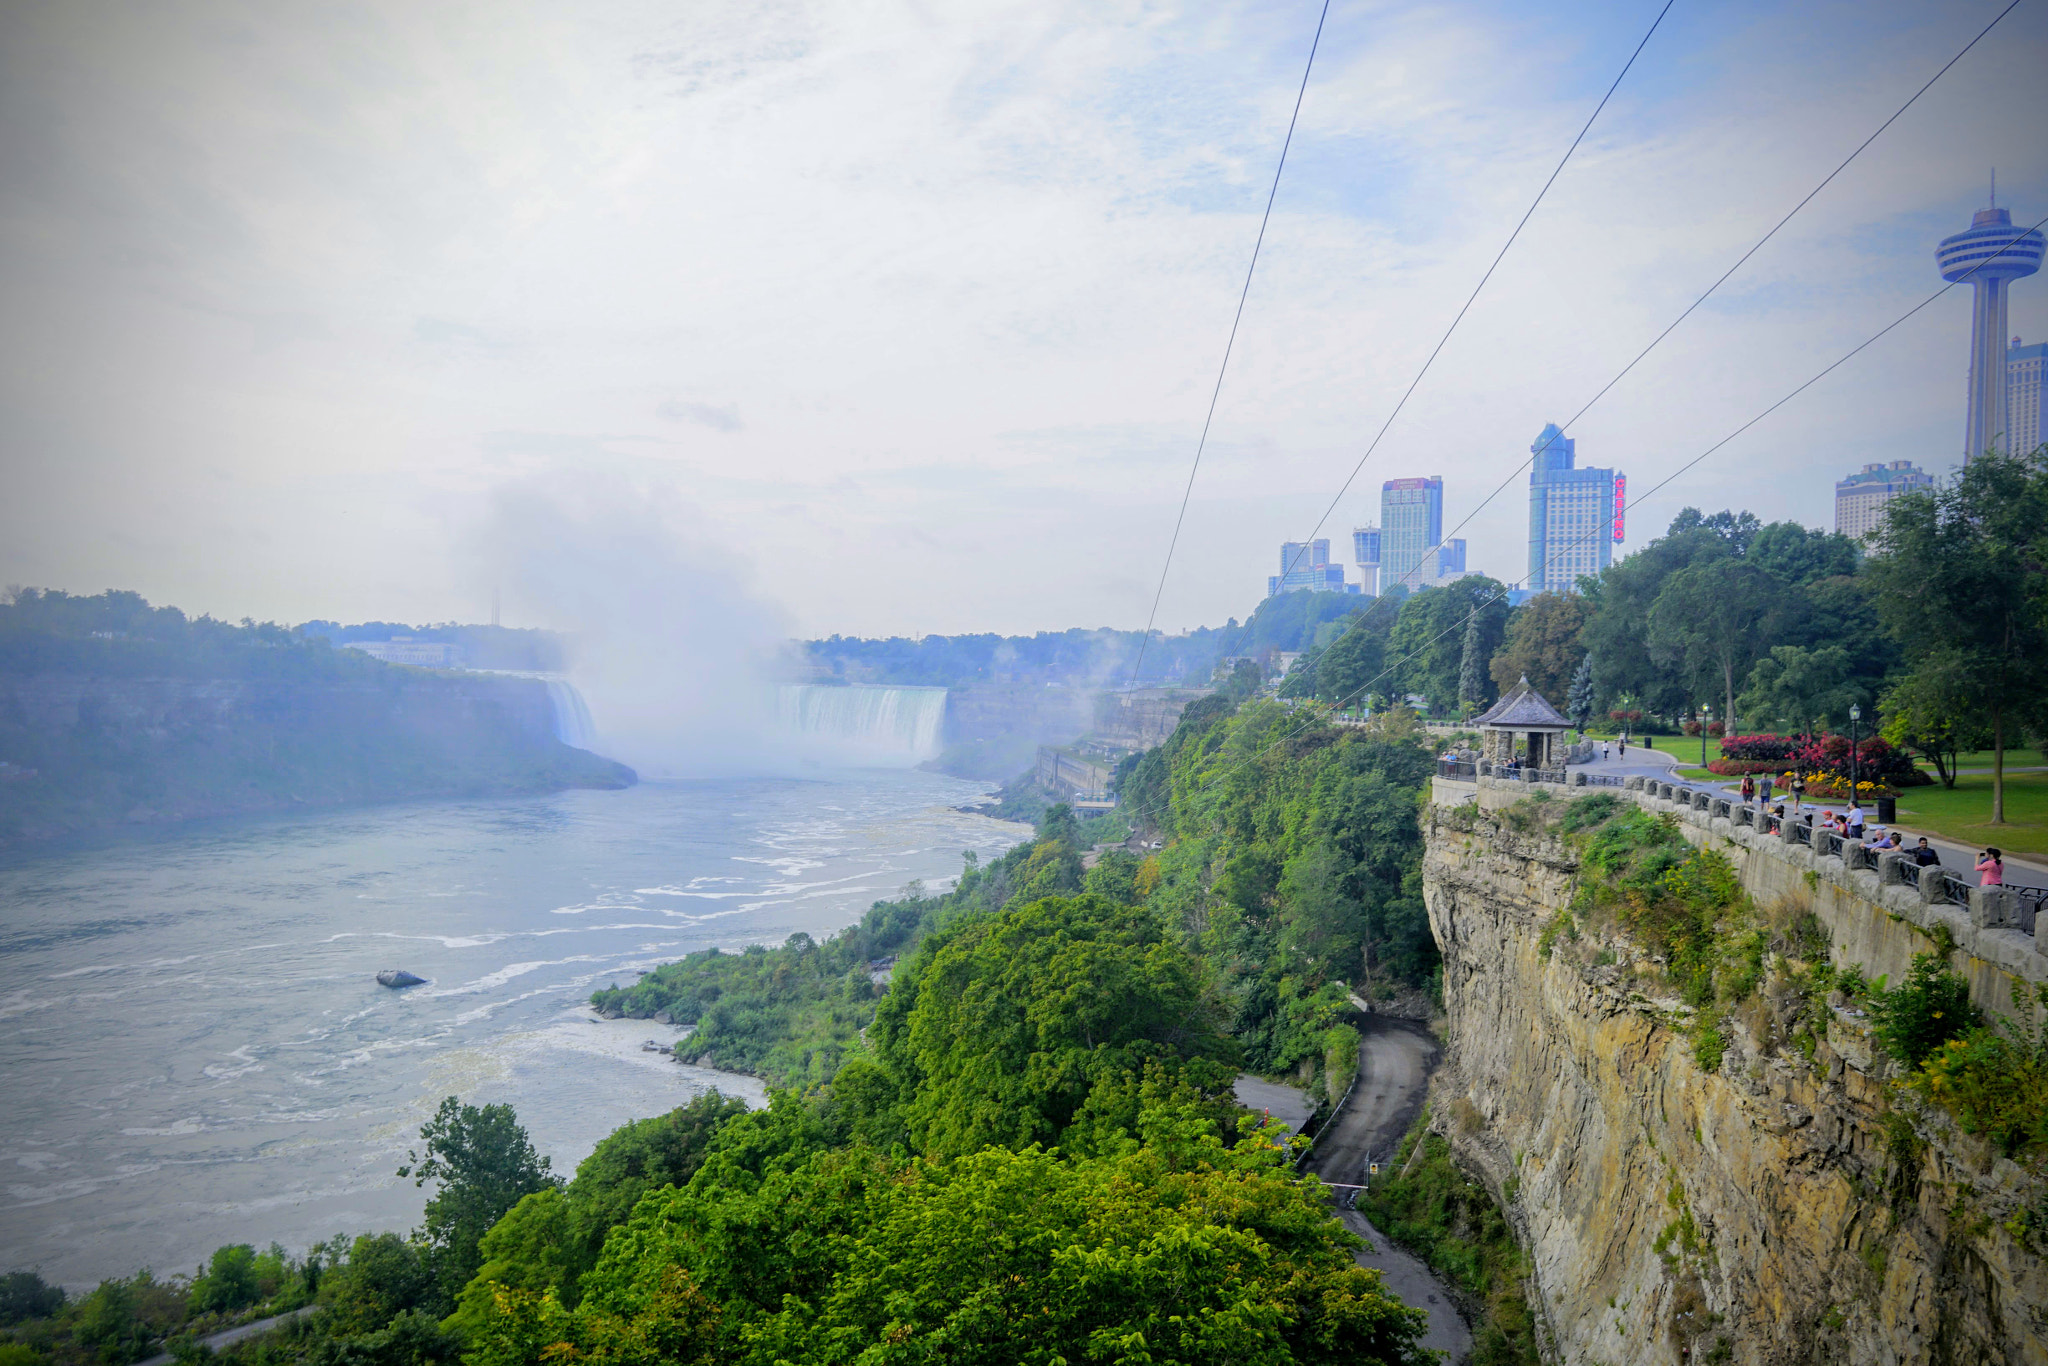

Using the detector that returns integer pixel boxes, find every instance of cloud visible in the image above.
[657,399,744,433]
[0,0,2043,638]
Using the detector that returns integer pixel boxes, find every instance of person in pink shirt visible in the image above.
[1976,847,2004,886]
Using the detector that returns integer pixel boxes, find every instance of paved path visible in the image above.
[135,1311,308,1366]
[1233,1075,1316,1135]
[1305,1016,1472,1363]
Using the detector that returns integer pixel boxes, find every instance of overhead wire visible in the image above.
[1106,212,2048,838]
[1383,0,2026,595]
[1125,0,1334,690]
[1274,0,1677,590]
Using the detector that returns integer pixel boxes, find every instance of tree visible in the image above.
[1385,577,1506,714]
[873,895,1235,1158]
[1881,656,1991,788]
[1488,591,1593,707]
[1578,511,1741,720]
[1866,453,2048,822]
[1456,611,1487,715]
[1737,644,1863,737]
[400,1098,560,1297]
[1566,655,1595,731]
[1645,558,1783,736]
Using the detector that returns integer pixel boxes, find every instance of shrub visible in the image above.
[1909,982,2048,1158]
[1870,954,1977,1067]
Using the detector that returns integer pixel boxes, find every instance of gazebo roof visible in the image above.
[1475,676,1572,730]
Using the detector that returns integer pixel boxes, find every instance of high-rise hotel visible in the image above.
[1525,423,1622,594]
[2011,336,2047,456]
[1379,477,1443,591]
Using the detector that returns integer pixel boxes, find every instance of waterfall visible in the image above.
[776,685,948,764]
[545,680,598,750]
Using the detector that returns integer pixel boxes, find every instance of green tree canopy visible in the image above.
[1736,644,1864,737]
[1488,591,1593,708]
[1385,577,1507,714]
[400,1098,560,1297]
[873,894,1236,1158]
[1866,452,2048,821]
[1645,557,1784,734]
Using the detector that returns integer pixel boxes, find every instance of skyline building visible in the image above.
[1380,477,1443,590]
[1834,460,1933,541]
[1267,539,1354,597]
[1435,538,1467,578]
[2012,336,2047,456]
[1351,526,1381,597]
[1937,186,2043,459]
[1525,423,1622,594]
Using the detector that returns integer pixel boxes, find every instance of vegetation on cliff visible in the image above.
[0,589,630,846]
[603,696,1439,1098]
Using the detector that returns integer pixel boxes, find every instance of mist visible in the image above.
[470,478,792,778]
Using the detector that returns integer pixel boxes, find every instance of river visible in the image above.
[0,770,1021,1287]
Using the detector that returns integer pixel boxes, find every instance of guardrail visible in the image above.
[1435,760,1477,779]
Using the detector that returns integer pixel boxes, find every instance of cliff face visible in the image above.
[1423,795,2048,1364]
[0,672,633,846]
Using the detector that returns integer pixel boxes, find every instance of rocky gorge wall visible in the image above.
[0,672,633,846]
[1422,779,2048,1363]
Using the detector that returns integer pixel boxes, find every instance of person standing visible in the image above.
[1977,847,2004,886]
[1601,741,1611,762]
[1846,802,1865,841]
[1912,837,1941,868]
[1759,773,1774,807]
[1740,775,1755,805]
[1789,773,1805,812]
[1618,736,1627,758]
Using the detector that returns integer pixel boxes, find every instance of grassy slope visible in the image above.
[1893,772,2048,856]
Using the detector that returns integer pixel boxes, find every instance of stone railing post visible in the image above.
[1879,852,1914,888]
[1778,814,1800,845]
[1970,887,2018,930]
[1572,771,1587,787]
[1918,870,1950,906]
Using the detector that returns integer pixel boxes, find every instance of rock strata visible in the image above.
[1423,807,2048,1364]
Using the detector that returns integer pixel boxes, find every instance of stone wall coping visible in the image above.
[1440,773,2048,991]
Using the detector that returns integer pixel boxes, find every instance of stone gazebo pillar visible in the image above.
[1473,675,1573,775]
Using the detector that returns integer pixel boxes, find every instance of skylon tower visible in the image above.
[1937,178,2043,460]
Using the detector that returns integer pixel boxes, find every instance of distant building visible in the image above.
[346,637,465,668]
[1267,539,1355,597]
[1381,477,1443,590]
[1351,526,1381,597]
[1436,538,1467,578]
[1834,460,1933,541]
[2012,336,2048,455]
[1525,423,1622,594]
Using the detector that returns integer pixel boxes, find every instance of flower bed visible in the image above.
[1716,732,1928,787]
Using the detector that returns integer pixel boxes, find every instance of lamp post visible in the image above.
[1849,703,1862,799]
[1699,704,1712,768]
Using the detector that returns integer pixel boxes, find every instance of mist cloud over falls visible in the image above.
[472,480,791,777]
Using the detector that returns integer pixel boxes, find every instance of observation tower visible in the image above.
[1937,179,2043,460]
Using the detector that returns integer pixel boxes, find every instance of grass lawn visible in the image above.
[1947,748,2048,772]
[1892,771,2048,857]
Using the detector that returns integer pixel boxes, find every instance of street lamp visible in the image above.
[1849,703,1862,799]
[1699,703,1712,768]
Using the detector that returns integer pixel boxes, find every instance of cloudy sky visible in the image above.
[2,0,2045,640]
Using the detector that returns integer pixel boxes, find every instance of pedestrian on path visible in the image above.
[1977,848,2004,886]
[1618,736,1627,758]
[1788,773,1804,812]
[1740,775,1755,804]
[1847,803,1865,841]
[1601,741,1611,762]
[1759,774,1774,806]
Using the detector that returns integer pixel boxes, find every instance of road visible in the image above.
[1306,1015,1472,1363]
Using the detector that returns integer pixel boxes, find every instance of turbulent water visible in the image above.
[775,685,948,764]
[0,770,1020,1287]
[544,680,598,750]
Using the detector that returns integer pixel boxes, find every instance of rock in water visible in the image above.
[376,969,426,989]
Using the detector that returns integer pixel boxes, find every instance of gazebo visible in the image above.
[1475,676,1573,771]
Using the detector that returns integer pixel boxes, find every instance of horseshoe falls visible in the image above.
[545,679,598,750]
[776,684,948,765]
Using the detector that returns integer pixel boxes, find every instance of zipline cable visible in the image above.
[1103,213,2048,837]
[1125,0,1334,690]
[1383,0,2026,594]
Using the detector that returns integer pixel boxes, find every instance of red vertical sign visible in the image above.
[1613,473,1626,542]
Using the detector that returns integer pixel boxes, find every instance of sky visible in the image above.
[2,0,2045,641]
